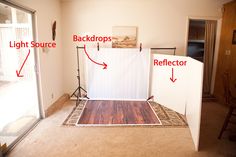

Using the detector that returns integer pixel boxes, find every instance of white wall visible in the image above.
[61,0,230,94]
[10,0,64,111]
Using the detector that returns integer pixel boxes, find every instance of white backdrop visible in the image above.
[87,48,150,100]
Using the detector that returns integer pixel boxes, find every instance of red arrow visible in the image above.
[16,49,30,77]
[84,45,107,69]
[170,68,177,83]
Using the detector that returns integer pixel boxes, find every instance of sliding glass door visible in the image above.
[0,2,40,153]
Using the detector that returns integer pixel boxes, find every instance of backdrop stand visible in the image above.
[71,46,89,106]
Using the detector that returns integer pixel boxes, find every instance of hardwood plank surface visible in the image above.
[78,100,160,125]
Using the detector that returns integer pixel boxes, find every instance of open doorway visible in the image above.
[187,19,217,97]
[0,2,41,153]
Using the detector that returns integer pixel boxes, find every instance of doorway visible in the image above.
[0,2,41,153]
[186,19,217,97]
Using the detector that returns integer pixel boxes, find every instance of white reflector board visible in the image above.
[151,54,188,114]
[151,55,203,151]
[186,57,203,151]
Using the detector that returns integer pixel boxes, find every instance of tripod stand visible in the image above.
[71,46,89,106]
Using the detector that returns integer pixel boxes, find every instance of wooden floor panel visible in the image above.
[77,100,160,125]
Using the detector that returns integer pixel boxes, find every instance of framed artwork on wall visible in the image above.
[112,26,137,48]
[232,30,236,44]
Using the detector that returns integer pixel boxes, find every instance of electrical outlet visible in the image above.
[42,47,49,53]
[51,93,54,99]
[225,50,231,55]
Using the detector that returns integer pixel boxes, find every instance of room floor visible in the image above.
[7,101,236,157]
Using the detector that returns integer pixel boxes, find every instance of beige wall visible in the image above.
[10,0,64,112]
[6,0,231,110]
[61,0,231,94]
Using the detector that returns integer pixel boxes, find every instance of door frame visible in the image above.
[0,0,43,154]
[184,16,222,95]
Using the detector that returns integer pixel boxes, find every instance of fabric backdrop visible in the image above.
[87,48,150,100]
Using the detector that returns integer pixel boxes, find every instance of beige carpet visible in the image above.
[63,101,187,127]
[7,101,236,157]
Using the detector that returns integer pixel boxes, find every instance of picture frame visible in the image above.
[232,30,236,44]
[112,26,137,48]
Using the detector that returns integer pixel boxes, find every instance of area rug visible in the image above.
[63,101,187,127]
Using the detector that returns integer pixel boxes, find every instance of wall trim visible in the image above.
[45,94,70,117]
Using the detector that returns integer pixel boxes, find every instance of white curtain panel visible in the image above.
[87,48,150,100]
